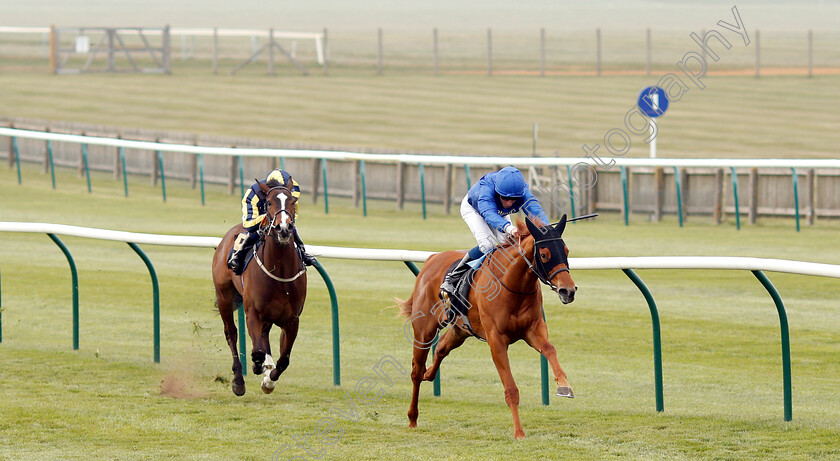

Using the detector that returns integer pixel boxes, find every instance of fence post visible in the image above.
[807,30,813,78]
[81,143,91,193]
[419,163,427,220]
[238,303,246,376]
[198,154,205,206]
[12,137,21,184]
[237,155,245,198]
[464,164,472,190]
[755,29,760,78]
[540,28,546,77]
[311,158,321,204]
[268,28,275,75]
[120,147,129,197]
[323,28,329,76]
[433,28,439,75]
[312,260,341,386]
[487,28,493,76]
[749,167,758,225]
[321,158,329,214]
[654,167,664,222]
[566,165,576,220]
[397,162,406,210]
[674,167,684,227]
[620,166,629,226]
[127,242,160,364]
[646,28,651,77]
[158,150,167,202]
[622,269,664,413]
[47,234,79,351]
[714,168,724,224]
[353,160,360,208]
[806,169,815,226]
[377,28,383,76]
[361,160,368,217]
[443,163,453,214]
[791,168,800,232]
[47,140,56,189]
[751,270,792,422]
[731,167,741,230]
[596,28,601,76]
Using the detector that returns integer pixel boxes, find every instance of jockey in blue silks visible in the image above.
[227,169,317,275]
[440,166,550,298]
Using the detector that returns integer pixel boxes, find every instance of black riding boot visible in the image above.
[228,232,259,275]
[293,229,318,267]
[440,253,473,298]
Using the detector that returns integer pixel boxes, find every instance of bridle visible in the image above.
[253,185,305,283]
[482,234,570,296]
[262,186,296,241]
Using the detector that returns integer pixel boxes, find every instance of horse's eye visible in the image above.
[539,248,551,263]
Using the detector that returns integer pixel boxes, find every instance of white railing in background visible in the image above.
[2,127,840,169]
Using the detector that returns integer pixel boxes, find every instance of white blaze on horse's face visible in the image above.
[276,192,292,240]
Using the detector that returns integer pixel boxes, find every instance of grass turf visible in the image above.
[1,164,839,459]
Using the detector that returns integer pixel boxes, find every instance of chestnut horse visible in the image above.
[211,183,307,396]
[399,215,577,439]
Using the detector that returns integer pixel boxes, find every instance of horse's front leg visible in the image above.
[258,321,277,394]
[523,320,573,398]
[267,317,299,384]
[486,329,525,440]
[245,306,269,376]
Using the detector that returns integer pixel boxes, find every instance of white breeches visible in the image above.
[460,195,511,254]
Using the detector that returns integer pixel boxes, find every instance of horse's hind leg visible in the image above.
[266,317,299,389]
[422,326,469,381]
[407,313,438,428]
[524,321,573,398]
[217,289,246,396]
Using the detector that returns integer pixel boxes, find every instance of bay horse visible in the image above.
[399,215,577,439]
[211,183,307,396]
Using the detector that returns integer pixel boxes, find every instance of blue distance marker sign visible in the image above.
[638,86,669,118]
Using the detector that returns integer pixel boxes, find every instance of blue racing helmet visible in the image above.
[494,167,527,198]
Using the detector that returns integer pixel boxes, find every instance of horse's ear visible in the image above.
[258,180,270,193]
[555,214,567,235]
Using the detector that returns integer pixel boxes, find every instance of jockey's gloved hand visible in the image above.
[504,223,521,241]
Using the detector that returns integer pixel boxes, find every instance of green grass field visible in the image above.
[1,163,839,460]
[2,70,840,159]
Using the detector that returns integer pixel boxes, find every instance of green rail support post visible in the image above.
[120,147,129,197]
[540,306,550,405]
[313,260,340,386]
[47,140,56,189]
[465,164,472,190]
[157,151,167,202]
[237,303,247,376]
[419,163,427,220]
[622,269,664,413]
[198,154,205,206]
[730,167,740,230]
[127,242,160,363]
[620,166,629,226]
[791,168,800,232]
[47,234,79,350]
[238,156,245,198]
[360,160,368,217]
[752,270,793,422]
[566,165,576,220]
[12,137,21,184]
[402,261,441,395]
[673,167,683,227]
[321,159,329,215]
[81,144,92,193]
[280,157,286,170]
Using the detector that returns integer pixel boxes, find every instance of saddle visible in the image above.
[442,255,488,340]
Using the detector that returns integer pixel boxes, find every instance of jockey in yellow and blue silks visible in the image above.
[440,166,550,298]
[227,169,317,275]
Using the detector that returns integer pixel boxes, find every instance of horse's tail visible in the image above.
[395,296,413,318]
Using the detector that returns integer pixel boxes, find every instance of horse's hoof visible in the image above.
[408,421,417,429]
[556,386,574,398]
[514,431,526,440]
[232,382,246,396]
[261,381,275,394]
